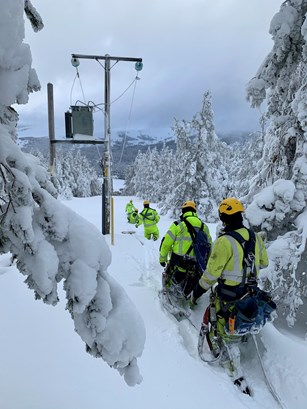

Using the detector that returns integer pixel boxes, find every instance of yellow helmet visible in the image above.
[143,200,150,205]
[182,200,197,212]
[218,197,244,215]
[135,208,138,212]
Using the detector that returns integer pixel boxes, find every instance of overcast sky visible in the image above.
[18,0,282,140]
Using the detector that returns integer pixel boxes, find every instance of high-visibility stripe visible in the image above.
[220,235,243,283]
[199,277,212,290]
[203,270,217,281]
[173,221,193,255]
[167,230,176,240]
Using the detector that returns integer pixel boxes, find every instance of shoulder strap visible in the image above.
[223,229,255,250]
[141,208,149,219]
[183,218,196,240]
[183,217,205,255]
[223,229,256,286]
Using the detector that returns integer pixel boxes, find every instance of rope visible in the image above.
[117,75,140,168]
[69,62,141,174]
[252,334,287,409]
[111,76,139,105]
[70,68,86,106]
[185,315,198,330]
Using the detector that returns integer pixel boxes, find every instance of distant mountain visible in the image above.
[219,130,259,145]
[17,129,253,178]
[17,131,176,179]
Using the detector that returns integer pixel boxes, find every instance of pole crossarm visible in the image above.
[50,139,105,145]
[71,54,142,64]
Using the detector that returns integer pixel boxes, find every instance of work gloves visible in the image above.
[189,283,207,309]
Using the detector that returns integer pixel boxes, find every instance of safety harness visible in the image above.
[217,229,257,300]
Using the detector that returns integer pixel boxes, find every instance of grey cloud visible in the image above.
[18,0,281,138]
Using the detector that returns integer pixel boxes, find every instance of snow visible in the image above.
[0,181,307,409]
[1,1,307,407]
[245,179,297,229]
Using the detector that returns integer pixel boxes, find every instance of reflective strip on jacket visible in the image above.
[137,207,160,228]
[159,211,212,263]
[199,227,269,291]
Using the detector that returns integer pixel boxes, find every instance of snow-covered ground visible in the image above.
[0,187,307,409]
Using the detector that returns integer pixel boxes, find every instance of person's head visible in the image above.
[218,197,244,226]
[181,200,197,214]
[130,199,133,203]
[135,208,138,213]
[143,200,150,208]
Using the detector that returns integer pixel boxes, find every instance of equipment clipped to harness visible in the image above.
[198,290,222,363]
[225,289,277,336]
[228,314,236,335]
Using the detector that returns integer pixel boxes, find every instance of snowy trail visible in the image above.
[106,197,285,408]
[107,195,307,409]
[1,193,306,409]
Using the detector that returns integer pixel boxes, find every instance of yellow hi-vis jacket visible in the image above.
[159,211,212,264]
[198,227,268,291]
[137,207,160,231]
[125,202,135,215]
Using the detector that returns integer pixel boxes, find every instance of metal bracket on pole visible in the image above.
[71,53,143,235]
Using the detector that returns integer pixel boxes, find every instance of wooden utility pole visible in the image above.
[71,53,143,235]
[47,83,56,183]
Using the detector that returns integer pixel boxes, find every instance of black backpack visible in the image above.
[184,218,211,273]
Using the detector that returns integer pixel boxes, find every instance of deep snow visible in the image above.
[0,187,307,409]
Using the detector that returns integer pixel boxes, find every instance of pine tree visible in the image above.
[246,0,307,327]
[165,92,229,220]
[51,149,102,198]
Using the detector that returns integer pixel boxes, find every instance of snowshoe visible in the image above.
[159,288,190,321]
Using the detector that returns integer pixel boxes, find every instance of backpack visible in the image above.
[184,218,211,274]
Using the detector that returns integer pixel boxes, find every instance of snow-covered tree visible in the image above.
[246,0,307,328]
[0,0,145,384]
[155,142,176,213]
[128,150,148,198]
[164,92,229,221]
[55,150,102,198]
[126,92,230,220]
[230,129,265,198]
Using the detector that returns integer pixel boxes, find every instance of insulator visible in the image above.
[135,61,143,71]
[71,57,80,67]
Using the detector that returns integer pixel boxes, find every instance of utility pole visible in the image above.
[71,53,143,235]
[47,83,56,185]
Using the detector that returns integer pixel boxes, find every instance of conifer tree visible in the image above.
[246,0,307,327]
[164,92,229,220]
